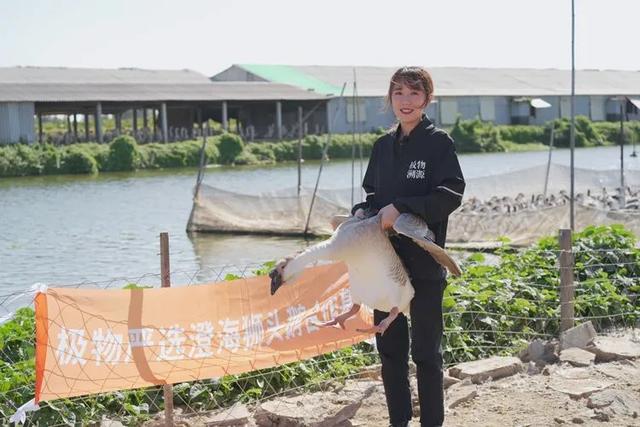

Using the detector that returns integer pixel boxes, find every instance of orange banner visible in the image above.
[35,263,372,402]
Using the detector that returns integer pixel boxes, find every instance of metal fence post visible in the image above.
[160,232,174,427]
[559,229,575,333]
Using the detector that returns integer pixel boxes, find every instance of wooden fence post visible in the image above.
[160,232,174,427]
[559,229,575,333]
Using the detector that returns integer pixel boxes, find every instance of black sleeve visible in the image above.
[351,141,378,215]
[392,139,465,223]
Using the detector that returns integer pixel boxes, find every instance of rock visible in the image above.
[445,382,478,409]
[559,348,596,367]
[254,383,376,427]
[587,336,640,362]
[553,417,565,424]
[443,375,460,389]
[560,321,596,351]
[448,356,523,384]
[520,338,559,364]
[570,416,584,424]
[205,404,251,426]
[595,361,640,385]
[587,389,640,417]
[527,361,541,375]
[590,411,610,422]
[555,367,591,380]
[549,378,612,399]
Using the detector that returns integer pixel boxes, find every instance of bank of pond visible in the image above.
[1,117,638,178]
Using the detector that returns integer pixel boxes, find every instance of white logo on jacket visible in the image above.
[406,160,426,179]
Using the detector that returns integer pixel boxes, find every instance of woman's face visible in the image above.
[390,82,428,124]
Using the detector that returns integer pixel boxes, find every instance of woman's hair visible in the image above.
[385,66,434,108]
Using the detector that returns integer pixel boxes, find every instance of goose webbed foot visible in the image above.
[356,307,400,336]
[313,304,361,330]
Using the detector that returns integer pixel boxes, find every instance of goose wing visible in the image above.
[392,214,462,277]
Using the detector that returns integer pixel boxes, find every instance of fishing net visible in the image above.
[187,164,640,244]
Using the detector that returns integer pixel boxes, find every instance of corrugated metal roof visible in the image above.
[0,67,329,102]
[228,65,640,97]
[239,64,343,95]
[0,66,211,84]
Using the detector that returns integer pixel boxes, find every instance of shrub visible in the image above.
[270,141,298,162]
[38,144,61,174]
[217,133,244,164]
[543,116,602,148]
[592,121,637,146]
[61,146,98,174]
[301,135,325,160]
[497,125,545,144]
[83,143,110,171]
[108,136,141,171]
[246,143,276,164]
[450,117,504,152]
[142,143,187,168]
[233,150,259,165]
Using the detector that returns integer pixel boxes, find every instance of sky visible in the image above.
[1,0,639,76]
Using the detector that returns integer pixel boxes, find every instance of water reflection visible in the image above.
[186,232,319,283]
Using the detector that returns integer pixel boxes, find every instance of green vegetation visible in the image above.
[1,225,637,425]
[1,117,639,177]
[449,116,640,153]
[443,224,639,363]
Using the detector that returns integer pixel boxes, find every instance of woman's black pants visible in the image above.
[374,276,446,427]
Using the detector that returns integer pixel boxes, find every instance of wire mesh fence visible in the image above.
[0,227,638,426]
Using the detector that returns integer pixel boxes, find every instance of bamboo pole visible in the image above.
[304,83,347,235]
[543,125,555,198]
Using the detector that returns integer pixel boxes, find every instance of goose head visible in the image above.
[269,255,295,295]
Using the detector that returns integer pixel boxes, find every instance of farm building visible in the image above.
[213,64,640,133]
[1,65,639,144]
[0,66,329,144]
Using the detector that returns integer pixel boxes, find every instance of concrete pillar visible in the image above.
[73,114,78,142]
[38,113,43,144]
[84,114,89,141]
[152,109,158,140]
[96,102,103,143]
[133,109,138,134]
[161,102,168,143]
[276,101,282,140]
[222,101,228,131]
[143,108,148,129]
[325,102,332,134]
[115,112,122,135]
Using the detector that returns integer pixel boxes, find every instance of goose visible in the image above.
[269,211,462,335]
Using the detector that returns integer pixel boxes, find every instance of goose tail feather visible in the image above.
[392,214,462,277]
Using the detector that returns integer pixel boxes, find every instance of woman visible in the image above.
[352,66,465,427]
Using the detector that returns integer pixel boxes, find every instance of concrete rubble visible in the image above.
[142,325,639,426]
[558,347,596,367]
[559,321,597,350]
[448,356,523,384]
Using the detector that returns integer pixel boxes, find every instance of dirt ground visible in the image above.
[143,333,640,427]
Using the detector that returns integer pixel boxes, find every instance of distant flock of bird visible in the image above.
[458,187,640,214]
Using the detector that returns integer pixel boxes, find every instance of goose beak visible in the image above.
[269,269,283,295]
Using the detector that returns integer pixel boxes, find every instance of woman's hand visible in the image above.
[379,204,400,229]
